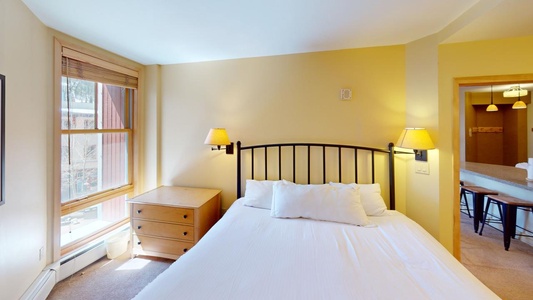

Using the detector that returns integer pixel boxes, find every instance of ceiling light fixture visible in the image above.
[486,85,498,112]
[503,85,528,98]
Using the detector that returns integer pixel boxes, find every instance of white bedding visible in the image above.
[134,198,499,300]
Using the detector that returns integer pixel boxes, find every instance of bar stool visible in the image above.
[459,186,498,233]
[459,181,472,218]
[479,194,533,250]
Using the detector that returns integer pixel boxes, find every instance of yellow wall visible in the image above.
[404,35,441,240]
[142,65,162,191]
[155,47,407,210]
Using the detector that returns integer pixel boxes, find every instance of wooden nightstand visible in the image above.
[128,186,221,260]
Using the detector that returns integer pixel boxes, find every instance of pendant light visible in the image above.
[486,85,498,112]
[512,97,527,109]
[512,85,527,109]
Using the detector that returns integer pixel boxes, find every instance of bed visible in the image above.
[134,142,499,300]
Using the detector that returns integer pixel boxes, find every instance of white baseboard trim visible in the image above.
[20,262,60,300]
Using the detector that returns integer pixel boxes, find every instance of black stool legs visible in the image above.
[460,186,498,233]
[460,187,472,218]
[479,194,533,251]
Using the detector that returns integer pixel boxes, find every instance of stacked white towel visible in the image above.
[515,158,533,180]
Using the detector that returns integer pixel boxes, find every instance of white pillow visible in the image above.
[243,180,278,209]
[329,182,388,216]
[269,179,294,212]
[271,182,369,226]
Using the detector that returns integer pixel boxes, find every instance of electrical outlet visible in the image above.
[415,162,430,175]
[39,247,44,261]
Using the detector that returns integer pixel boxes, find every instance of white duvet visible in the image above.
[134,198,499,300]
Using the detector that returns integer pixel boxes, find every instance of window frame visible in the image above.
[53,38,142,260]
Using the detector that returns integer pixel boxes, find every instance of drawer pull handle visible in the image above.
[183,214,188,219]
[137,241,141,245]
[183,248,188,253]
[182,232,188,236]
[137,209,142,214]
[137,226,142,229]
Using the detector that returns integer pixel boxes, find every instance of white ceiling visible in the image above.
[21,0,533,65]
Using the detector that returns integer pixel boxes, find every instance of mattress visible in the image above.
[134,198,499,300]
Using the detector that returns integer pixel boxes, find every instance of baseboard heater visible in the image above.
[57,241,107,281]
[20,241,107,300]
[20,262,60,300]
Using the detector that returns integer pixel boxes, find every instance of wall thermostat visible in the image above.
[340,89,352,100]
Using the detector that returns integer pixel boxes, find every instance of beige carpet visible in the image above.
[47,252,173,300]
[460,212,533,300]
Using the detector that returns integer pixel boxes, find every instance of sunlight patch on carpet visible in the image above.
[116,258,151,271]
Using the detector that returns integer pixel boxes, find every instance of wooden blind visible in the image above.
[62,48,138,89]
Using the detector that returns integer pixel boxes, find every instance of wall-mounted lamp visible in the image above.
[204,128,234,154]
[396,128,435,161]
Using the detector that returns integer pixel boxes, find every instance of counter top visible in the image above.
[461,161,533,191]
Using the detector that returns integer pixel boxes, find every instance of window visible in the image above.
[56,42,139,255]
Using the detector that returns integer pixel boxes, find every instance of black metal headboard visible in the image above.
[237,142,396,210]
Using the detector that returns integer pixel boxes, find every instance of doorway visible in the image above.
[454,75,533,258]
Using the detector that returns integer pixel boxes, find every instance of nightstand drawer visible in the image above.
[132,203,194,224]
[135,235,194,256]
[132,219,194,241]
